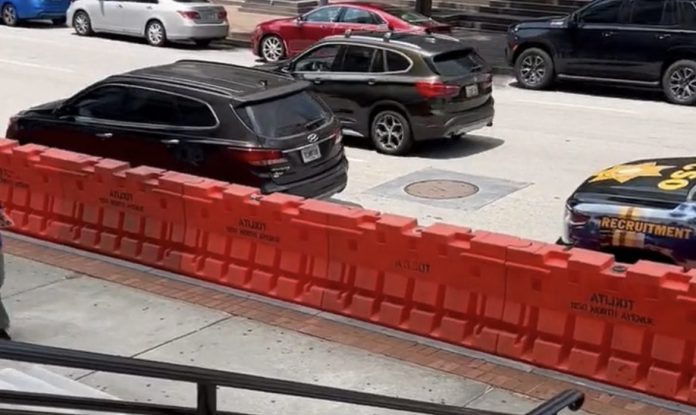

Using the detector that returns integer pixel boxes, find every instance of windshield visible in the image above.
[430,50,486,76]
[383,8,430,23]
[236,91,330,139]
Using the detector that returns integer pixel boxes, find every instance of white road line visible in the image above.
[0,58,74,73]
[511,98,637,114]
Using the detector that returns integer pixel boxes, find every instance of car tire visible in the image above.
[1,3,19,27]
[145,20,167,47]
[514,47,554,90]
[370,110,413,156]
[52,17,66,25]
[260,35,285,62]
[662,59,696,106]
[194,39,212,48]
[73,11,93,36]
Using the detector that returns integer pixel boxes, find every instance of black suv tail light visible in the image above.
[415,81,459,98]
[226,147,287,167]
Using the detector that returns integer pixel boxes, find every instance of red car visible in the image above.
[251,2,452,62]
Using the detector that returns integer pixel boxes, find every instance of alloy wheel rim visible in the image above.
[669,66,696,101]
[262,37,283,61]
[3,5,16,25]
[375,114,404,151]
[148,23,164,45]
[520,55,546,86]
[75,14,88,34]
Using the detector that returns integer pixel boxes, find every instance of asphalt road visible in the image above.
[1,24,693,243]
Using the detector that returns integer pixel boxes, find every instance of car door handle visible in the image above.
[95,132,113,139]
[367,78,376,85]
[602,31,614,38]
[312,78,323,85]
[656,33,671,40]
[117,3,123,7]
[161,139,180,145]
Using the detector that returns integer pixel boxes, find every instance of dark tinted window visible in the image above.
[73,86,129,120]
[580,0,624,23]
[340,7,381,24]
[294,44,340,72]
[429,50,485,76]
[371,49,385,72]
[122,89,216,127]
[386,51,410,71]
[338,46,375,72]
[236,91,330,138]
[304,6,341,22]
[629,0,669,25]
[680,0,696,27]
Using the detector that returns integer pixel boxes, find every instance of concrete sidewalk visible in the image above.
[0,232,689,415]
[222,6,511,73]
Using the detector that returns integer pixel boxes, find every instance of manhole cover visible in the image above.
[404,180,479,200]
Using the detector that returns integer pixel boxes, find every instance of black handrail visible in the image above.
[0,341,584,415]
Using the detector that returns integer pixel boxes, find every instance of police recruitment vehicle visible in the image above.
[560,158,696,268]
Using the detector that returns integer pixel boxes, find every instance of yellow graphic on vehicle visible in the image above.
[589,162,674,184]
[658,163,696,191]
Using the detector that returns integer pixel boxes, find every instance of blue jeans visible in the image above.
[0,233,9,331]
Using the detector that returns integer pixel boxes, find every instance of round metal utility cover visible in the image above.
[404,180,479,200]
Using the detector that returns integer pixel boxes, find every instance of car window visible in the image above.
[383,8,430,23]
[72,85,130,121]
[429,49,485,76]
[337,45,376,72]
[294,44,341,72]
[303,6,341,23]
[340,7,381,24]
[629,0,671,25]
[371,49,385,72]
[386,51,410,72]
[679,0,696,27]
[124,88,217,127]
[580,0,624,23]
[235,91,330,138]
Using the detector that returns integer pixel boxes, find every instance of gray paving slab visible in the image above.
[81,316,490,415]
[2,254,72,298]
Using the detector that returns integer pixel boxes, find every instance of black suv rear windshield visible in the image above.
[236,91,330,138]
[430,50,486,76]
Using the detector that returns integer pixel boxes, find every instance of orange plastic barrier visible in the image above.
[1,138,695,404]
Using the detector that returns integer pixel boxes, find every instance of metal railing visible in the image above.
[0,341,584,415]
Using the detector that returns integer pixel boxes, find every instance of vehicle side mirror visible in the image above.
[54,106,74,119]
[568,13,580,28]
[295,16,303,25]
[281,64,291,73]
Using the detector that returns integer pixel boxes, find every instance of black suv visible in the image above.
[260,31,495,155]
[506,0,696,105]
[6,60,348,199]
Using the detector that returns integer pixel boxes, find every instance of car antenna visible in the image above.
[345,28,352,38]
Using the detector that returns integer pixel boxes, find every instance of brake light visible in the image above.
[226,147,287,166]
[218,9,227,19]
[333,129,343,144]
[482,73,493,89]
[415,81,459,98]
[178,10,200,20]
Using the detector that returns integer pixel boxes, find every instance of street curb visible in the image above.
[218,36,514,76]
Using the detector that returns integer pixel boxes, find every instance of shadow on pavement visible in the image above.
[10,20,65,29]
[69,31,239,51]
[344,134,504,159]
[508,80,666,103]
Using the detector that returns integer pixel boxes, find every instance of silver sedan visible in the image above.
[67,0,229,47]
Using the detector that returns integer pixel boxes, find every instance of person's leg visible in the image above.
[0,251,11,339]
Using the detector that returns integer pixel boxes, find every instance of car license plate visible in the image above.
[200,11,217,21]
[465,84,479,97]
[301,144,321,163]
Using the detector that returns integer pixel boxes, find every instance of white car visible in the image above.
[66,0,229,47]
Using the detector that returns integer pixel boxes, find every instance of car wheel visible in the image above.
[260,35,285,62]
[194,39,212,48]
[52,17,66,25]
[662,59,696,105]
[370,110,413,156]
[73,11,93,36]
[1,3,18,27]
[515,47,554,90]
[145,20,166,47]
